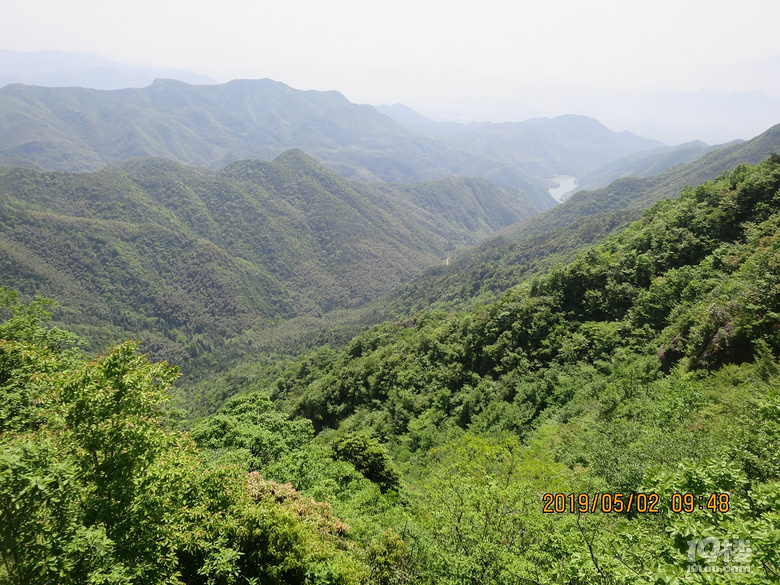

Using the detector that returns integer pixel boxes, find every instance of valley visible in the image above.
[0,75,778,584]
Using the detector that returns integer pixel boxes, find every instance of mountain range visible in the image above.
[2,74,778,379]
[378,105,666,178]
[0,149,541,367]
[383,121,780,314]
[0,78,674,208]
[2,56,780,584]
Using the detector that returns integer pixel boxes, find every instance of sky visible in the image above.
[2,0,780,143]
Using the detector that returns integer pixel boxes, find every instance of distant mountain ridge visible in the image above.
[447,114,665,179]
[1,78,664,207]
[513,122,780,241]
[0,78,549,204]
[377,105,665,178]
[574,140,720,192]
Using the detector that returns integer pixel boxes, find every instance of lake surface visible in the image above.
[549,175,578,202]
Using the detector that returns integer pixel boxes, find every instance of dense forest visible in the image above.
[2,155,779,583]
[0,149,543,378]
[382,122,780,317]
[180,123,780,416]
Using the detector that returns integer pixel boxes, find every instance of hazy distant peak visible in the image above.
[524,114,600,126]
[528,114,652,138]
[376,103,437,125]
[148,78,192,88]
[0,49,216,90]
[374,103,475,136]
[674,139,711,149]
[223,77,290,89]
[543,113,601,124]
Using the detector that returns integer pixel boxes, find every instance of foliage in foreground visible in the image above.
[0,288,368,584]
[248,157,780,583]
[3,157,780,584]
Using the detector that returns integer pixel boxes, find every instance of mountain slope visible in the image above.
[0,150,540,366]
[3,160,779,585]
[272,155,780,430]
[237,155,780,585]
[383,121,780,313]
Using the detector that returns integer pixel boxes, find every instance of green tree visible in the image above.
[332,433,400,493]
[191,391,314,472]
[0,291,370,583]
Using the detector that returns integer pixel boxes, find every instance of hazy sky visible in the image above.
[3,0,780,142]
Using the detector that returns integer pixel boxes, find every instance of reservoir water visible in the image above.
[549,175,578,202]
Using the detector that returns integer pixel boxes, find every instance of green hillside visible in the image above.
[0,150,540,369]
[2,74,779,583]
[274,155,780,425]
[384,122,780,314]
[4,156,777,583]
[244,155,780,583]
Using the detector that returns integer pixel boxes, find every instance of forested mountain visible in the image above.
[378,105,665,178]
[0,149,540,367]
[574,139,719,192]
[1,64,779,584]
[1,78,663,207]
[3,156,778,584]
[249,155,780,583]
[274,155,780,430]
[0,78,555,204]
[385,121,780,313]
